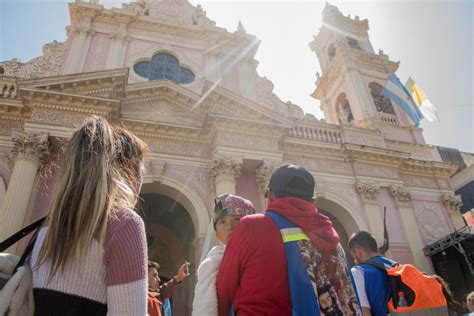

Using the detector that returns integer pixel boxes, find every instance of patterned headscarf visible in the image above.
[213,194,256,228]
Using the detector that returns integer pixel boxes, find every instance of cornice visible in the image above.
[450,164,474,191]
[400,159,458,177]
[120,119,210,143]
[18,68,128,89]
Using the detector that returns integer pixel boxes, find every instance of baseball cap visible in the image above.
[265,164,315,201]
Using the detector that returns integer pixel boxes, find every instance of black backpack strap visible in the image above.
[360,258,399,271]
[0,217,46,273]
[0,216,46,252]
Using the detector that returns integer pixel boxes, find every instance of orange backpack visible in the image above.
[364,261,448,315]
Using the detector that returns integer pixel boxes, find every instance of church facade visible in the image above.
[0,0,469,313]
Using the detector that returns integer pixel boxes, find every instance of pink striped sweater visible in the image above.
[30,209,148,316]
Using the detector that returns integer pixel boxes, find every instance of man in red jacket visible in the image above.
[216,164,359,316]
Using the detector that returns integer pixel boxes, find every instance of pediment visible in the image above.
[17,68,128,99]
[121,98,205,128]
[204,83,293,127]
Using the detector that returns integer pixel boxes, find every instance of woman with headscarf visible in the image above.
[192,194,256,316]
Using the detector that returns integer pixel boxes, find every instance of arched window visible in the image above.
[369,82,395,114]
[327,43,336,61]
[347,37,361,50]
[336,93,354,124]
[133,52,195,84]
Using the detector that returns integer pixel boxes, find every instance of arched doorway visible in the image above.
[137,193,195,277]
[138,180,209,316]
[316,197,365,264]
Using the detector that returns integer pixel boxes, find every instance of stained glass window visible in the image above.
[133,53,195,84]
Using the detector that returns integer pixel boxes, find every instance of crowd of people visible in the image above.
[10,117,471,315]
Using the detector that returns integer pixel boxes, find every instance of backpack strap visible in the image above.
[361,258,398,271]
[266,211,320,316]
[0,216,46,273]
[0,216,46,252]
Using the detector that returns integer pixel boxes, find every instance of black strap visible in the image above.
[0,216,46,273]
[0,216,46,252]
[361,258,399,271]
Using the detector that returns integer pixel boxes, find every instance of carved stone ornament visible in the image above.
[256,161,275,192]
[356,181,380,200]
[389,184,412,203]
[0,41,67,79]
[122,0,216,28]
[209,153,242,181]
[11,130,50,167]
[441,193,463,212]
[110,29,131,42]
[255,76,304,120]
[151,161,166,183]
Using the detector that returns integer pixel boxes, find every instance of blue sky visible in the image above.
[1,0,473,152]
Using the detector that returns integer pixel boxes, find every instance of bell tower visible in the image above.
[310,3,423,143]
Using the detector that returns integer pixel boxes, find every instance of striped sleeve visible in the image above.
[105,211,148,316]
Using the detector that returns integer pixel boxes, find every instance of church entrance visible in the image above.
[316,197,363,264]
[137,191,196,316]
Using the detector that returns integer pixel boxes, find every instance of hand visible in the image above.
[174,261,190,283]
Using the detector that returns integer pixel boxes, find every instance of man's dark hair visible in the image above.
[348,231,378,253]
[148,261,160,270]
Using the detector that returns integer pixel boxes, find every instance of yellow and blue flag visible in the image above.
[405,77,440,122]
[382,73,424,126]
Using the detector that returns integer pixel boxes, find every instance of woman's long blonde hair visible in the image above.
[37,116,148,275]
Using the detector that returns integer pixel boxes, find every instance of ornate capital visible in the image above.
[441,193,463,212]
[110,30,131,42]
[356,181,380,201]
[152,161,165,183]
[66,23,95,37]
[256,160,275,193]
[11,130,50,167]
[389,184,412,204]
[314,181,326,200]
[209,153,242,181]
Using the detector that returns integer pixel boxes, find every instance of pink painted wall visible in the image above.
[236,170,261,212]
[59,39,73,74]
[164,164,213,206]
[83,33,111,72]
[378,188,408,244]
[390,247,415,264]
[31,165,59,221]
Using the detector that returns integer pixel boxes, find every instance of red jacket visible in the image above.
[216,213,291,316]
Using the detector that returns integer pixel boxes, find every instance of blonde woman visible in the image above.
[192,194,256,316]
[30,117,149,316]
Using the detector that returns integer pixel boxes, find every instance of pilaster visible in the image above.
[355,181,386,250]
[0,131,50,252]
[106,22,131,69]
[63,17,96,74]
[255,160,275,211]
[389,184,431,272]
[441,192,465,230]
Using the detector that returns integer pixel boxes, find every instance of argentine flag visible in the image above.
[381,73,424,126]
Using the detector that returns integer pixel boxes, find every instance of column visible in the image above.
[209,153,242,196]
[355,181,390,255]
[343,69,377,126]
[389,185,432,273]
[255,160,275,211]
[0,131,50,251]
[106,22,131,69]
[63,18,95,74]
[441,193,465,230]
